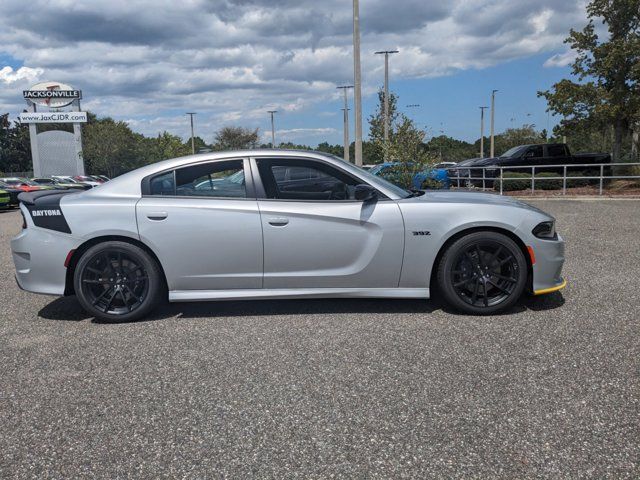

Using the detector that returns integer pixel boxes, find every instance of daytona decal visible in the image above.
[31,209,62,217]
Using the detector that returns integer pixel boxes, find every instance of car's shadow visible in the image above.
[38,292,565,324]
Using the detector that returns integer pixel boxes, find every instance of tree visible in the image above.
[150,131,191,160]
[315,142,343,156]
[82,116,140,177]
[214,126,259,150]
[186,136,210,153]
[425,135,476,162]
[367,89,400,164]
[492,125,546,156]
[539,0,640,161]
[0,116,32,174]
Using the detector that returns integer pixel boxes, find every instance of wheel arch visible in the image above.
[428,226,533,295]
[64,235,168,296]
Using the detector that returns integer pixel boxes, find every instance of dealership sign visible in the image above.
[18,111,87,123]
[23,81,82,108]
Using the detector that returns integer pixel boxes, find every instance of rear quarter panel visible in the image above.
[61,193,140,241]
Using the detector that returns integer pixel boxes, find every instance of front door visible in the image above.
[136,158,263,291]
[253,157,405,289]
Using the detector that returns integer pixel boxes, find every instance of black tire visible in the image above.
[437,231,527,315]
[74,241,163,322]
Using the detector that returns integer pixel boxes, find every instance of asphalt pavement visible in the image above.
[0,200,638,478]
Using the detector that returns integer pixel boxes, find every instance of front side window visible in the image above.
[148,160,247,198]
[257,159,360,201]
[525,146,543,158]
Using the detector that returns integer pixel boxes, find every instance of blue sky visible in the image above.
[275,53,571,145]
[0,0,585,146]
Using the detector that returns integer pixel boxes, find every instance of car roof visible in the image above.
[86,149,405,200]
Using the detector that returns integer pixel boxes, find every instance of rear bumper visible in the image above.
[11,218,77,296]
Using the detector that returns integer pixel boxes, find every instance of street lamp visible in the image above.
[337,85,354,162]
[375,49,399,161]
[479,106,488,158]
[267,110,277,148]
[186,112,196,154]
[490,89,498,158]
[353,0,363,166]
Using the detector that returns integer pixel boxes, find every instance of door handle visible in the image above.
[268,217,289,227]
[147,211,168,221]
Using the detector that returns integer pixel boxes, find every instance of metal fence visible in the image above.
[448,162,640,195]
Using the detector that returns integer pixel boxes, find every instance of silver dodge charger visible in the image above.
[11,150,566,322]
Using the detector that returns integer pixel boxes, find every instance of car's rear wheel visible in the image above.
[74,241,163,322]
[437,231,527,315]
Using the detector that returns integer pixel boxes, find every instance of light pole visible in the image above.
[479,106,488,158]
[490,89,497,157]
[337,85,354,162]
[267,110,277,148]
[406,104,420,115]
[186,112,196,154]
[352,0,363,166]
[375,50,399,161]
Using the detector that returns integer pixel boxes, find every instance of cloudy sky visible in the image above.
[0,0,588,146]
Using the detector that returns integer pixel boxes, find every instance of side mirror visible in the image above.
[354,184,377,202]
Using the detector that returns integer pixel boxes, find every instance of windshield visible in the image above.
[500,146,527,158]
[368,164,384,175]
[324,155,412,199]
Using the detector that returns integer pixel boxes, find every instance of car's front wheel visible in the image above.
[74,241,163,322]
[437,231,527,315]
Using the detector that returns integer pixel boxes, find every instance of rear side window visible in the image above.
[547,145,567,157]
[147,160,247,198]
[526,146,543,157]
[149,171,175,195]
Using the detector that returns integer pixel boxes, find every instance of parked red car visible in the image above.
[0,177,46,192]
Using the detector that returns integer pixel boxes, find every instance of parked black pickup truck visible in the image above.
[451,143,611,184]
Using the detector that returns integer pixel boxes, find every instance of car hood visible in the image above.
[403,190,550,216]
[456,157,501,167]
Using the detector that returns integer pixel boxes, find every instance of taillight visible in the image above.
[64,250,75,268]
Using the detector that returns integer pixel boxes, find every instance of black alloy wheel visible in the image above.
[74,241,163,322]
[437,231,527,315]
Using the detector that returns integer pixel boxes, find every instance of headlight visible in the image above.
[532,221,557,239]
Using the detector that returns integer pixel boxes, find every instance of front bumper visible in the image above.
[534,278,566,295]
[531,234,566,295]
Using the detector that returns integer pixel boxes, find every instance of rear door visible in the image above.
[543,144,571,172]
[253,157,405,289]
[136,158,263,291]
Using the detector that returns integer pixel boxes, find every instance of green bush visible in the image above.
[379,164,420,189]
[421,178,446,190]
[535,172,562,190]
[495,172,531,191]
[565,171,591,188]
[493,170,583,191]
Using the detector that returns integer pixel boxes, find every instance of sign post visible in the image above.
[21,81,87,177]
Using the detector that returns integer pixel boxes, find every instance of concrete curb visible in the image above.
[513,195,640,201]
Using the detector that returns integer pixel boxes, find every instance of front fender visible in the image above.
[397,200,537,288]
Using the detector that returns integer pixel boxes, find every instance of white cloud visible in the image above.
[0,66,43,84]
[0,0,588,142]
[544,50,577,68]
